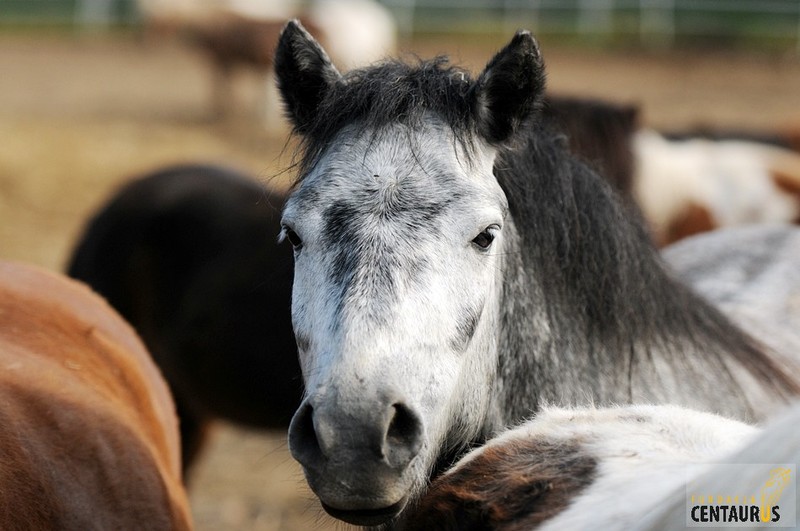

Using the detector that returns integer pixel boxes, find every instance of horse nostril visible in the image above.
[288,402,324,469]
[384,402,423,469]
[290,398,424,474]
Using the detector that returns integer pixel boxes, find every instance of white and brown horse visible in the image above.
[634,129,800,246]
[137,0,396,124]
[409,403,799,530]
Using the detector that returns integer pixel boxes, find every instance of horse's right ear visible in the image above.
[473,30,546,145]
[275,20,342,134]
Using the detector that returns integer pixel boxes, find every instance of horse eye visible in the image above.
[283,227,303,249]
[472,229,495,249]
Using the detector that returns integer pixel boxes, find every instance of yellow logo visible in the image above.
[688,465,795,527]
[759,468,791,523]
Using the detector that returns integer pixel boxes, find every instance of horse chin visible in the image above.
[305,466,420,526]
[321,497,408,526]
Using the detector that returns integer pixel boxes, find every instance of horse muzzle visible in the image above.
[288,391,425,525]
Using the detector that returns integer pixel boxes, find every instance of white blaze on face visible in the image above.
[282,117,508,464]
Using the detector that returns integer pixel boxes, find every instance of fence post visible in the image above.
[504,0,539,34]
[640,0,675,49]
[578,0,614,36]
[385,0,416,37]
[75,0,115,27]
[796,1,800,54]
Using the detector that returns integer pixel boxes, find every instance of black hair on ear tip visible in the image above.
[473,30,546,145]
[274,19,342,134]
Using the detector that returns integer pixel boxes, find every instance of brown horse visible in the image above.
[0,260,191,530]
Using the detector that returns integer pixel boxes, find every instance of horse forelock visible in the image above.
[287,56,485,181]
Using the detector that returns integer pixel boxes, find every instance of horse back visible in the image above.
[0,261,191,530]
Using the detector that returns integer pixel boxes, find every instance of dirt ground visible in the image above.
[1,30,799,531]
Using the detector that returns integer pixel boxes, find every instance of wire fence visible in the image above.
[384,0,800,51]
[1,0,800,52]
[0,0,135,27]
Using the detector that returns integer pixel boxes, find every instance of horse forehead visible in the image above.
[295,124,499,219]
[315,165,462,285]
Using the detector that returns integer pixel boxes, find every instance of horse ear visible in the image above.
[275,19,342,134]
[473,30,546,145]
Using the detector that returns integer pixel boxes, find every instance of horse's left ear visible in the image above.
[275,19,342,134]
[473,30,546,145]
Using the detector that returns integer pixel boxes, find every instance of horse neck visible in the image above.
[487,124,795,427]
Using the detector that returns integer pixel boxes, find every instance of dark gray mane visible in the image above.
[285,56,539,178]
[494,122,799,421]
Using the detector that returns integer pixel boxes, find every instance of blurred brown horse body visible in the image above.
[543,95,638,198]
[0,261,191,530]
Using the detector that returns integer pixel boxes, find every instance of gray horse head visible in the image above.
[275,20,544,526]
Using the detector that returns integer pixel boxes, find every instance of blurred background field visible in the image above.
[1,1,799,530]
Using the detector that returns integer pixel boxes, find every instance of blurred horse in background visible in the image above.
[634,129,800,245]
[136,0,396,124]
[539,99,800,248]
[67,164,298,472]
[542,96,638,199]
[0,260,191,530]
